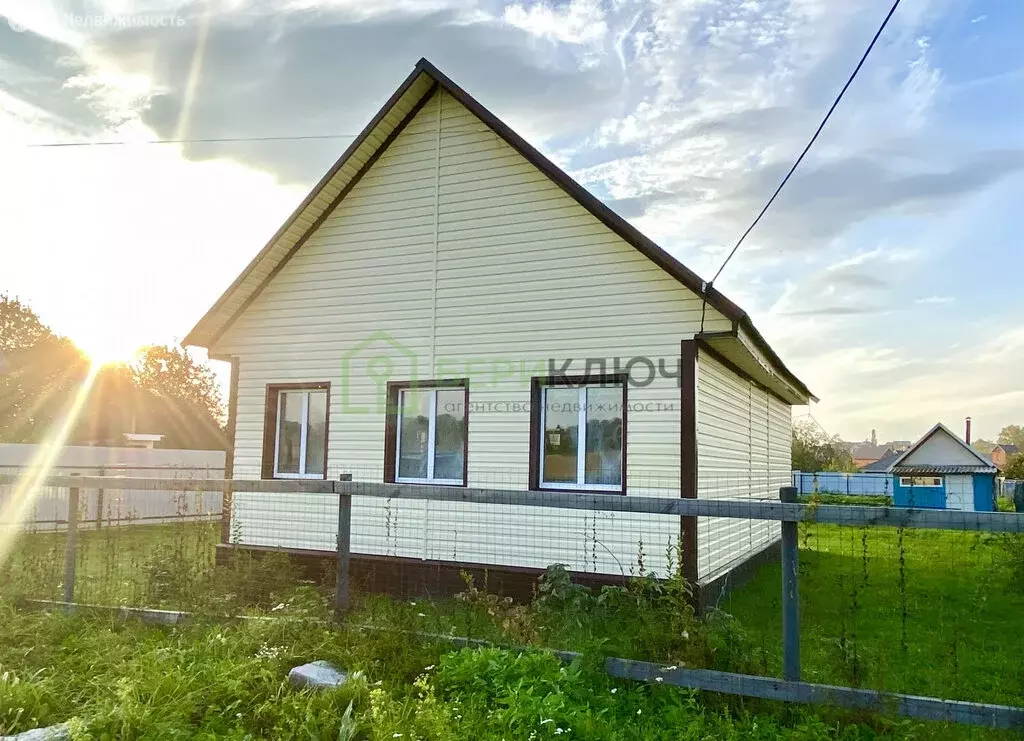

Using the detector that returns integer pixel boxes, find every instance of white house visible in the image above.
[184,59,815,600]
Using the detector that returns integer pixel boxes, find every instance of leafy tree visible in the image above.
[997,425,1024,449]
[972,438,996,455]
[0,296,225,449]
[1004,454,1024,480]
[0,294,89,443]
[791,420,855,472]
[132,345,224,426]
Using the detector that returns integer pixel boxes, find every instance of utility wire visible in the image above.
[19,133,359,148]
[699,0,902,331]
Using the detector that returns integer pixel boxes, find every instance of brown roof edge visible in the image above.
[183,57,814,402]
[414,59,814,402]
[181,63,431,347]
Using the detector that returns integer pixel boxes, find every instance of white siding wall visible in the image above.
[696,352,790,581]
[214,89,756,578]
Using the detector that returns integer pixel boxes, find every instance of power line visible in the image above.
[18,133,360,148]
[699,0,902,329]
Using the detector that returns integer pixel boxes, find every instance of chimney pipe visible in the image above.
[965,417,972,445]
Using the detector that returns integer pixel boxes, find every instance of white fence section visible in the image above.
[0,445,225,530]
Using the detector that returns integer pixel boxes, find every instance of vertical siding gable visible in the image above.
[217,89,738,577]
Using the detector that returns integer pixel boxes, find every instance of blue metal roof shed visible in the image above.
[885,423,998,511]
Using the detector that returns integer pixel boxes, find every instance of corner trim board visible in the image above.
[681,339,699,586]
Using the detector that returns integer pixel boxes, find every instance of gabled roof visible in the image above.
[995,443,1020,454]
[886,422,996,473]
[860,450,899,472]
[183,58,813,403]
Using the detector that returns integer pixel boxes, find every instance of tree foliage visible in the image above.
[0,295,89,443]
[997,425,1024,449]
[791,420,855,472]
[0,295,226,449]
[1004,454,1024,480]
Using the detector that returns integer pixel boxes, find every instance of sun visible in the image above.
[81,334,143,368]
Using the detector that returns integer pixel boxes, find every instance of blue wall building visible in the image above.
[886,423,997,512]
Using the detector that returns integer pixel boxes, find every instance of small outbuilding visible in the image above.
[885,423,997,511]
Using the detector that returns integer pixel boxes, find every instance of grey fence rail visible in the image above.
[2,474,1023,730]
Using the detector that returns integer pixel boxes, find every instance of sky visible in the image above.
[0,0,1022,444]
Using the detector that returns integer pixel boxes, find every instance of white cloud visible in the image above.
[914,295,953,305]
[503,0,608,45]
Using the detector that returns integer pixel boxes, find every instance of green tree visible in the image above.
[131,345,224,426]
[0,294,89,443]
[1004,454,1024,480]
[997,425,1024,449]
[972,438,997,455]
[792,420,855,472]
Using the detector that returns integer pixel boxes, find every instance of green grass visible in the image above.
[0,602,1005,740]
[723,526,1024,707]
[1,522,1022,738]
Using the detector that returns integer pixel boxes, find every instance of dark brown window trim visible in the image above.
[384,378,469,487]
[261,382,331,480]
[528,373,628,496]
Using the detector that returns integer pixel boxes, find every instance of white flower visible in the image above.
[681,630,689,640]
[392,734,403,738]
[424,665,435,671]
[610,688,617,694]
[636,708,642,715]
[418,612,427,618]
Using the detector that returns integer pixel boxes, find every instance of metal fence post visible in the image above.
[779,485,800,681]
[63,474,80,604]
[335,474,353,614]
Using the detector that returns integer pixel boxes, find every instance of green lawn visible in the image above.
[1,521,1021,738]
[722,525,1024,707]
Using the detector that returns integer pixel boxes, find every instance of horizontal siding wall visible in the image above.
[696,351,789,581]
[216,89,732,578]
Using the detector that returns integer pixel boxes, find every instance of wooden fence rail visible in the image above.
[2,474,1022,729]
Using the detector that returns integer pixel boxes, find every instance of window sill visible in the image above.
[273,473,327,480]
[395,478,467,487]
[537,485,626,496]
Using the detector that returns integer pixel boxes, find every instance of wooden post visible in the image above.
[335,474,353,614]
[780,485,800,681]
[63,474,80,604]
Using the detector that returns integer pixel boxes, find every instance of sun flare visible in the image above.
[81,334,142,367]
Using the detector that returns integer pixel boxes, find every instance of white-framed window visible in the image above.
[395,385,467,485]
[899,476,943,487]
[273,388,328,479]
[538,381,624,492]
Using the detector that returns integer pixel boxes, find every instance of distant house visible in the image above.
[883,423,997,511]
[990,444,1020,470]
[885,440,912,452]
[859,450,900,473]
[849,443,894,469]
